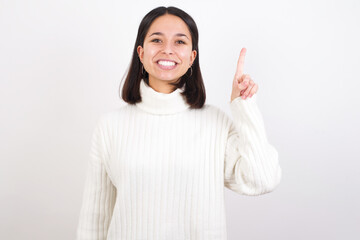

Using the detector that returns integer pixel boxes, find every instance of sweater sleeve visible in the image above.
[224,94,282,196]
[76,116,117,240]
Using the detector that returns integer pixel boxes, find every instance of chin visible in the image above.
[157,75,183,82]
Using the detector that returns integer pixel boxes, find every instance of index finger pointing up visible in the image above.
[235,48,247,79]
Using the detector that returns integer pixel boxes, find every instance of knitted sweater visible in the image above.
[76,78,282,240]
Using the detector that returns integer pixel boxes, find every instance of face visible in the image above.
[137,14,197,87]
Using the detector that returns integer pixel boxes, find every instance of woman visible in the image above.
[76,6,281,240]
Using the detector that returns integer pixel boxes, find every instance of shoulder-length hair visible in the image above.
[120,6,206,109]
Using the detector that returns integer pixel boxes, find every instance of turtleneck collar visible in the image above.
[135,78,190,115]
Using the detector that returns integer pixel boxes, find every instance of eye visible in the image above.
[176,40,185,44]
[151,39,161,43]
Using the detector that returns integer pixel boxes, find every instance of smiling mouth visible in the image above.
[157,60,178,70]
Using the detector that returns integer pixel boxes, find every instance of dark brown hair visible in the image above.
[119,6,206,109]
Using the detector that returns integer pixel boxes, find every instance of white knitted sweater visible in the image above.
[76,78,282,240]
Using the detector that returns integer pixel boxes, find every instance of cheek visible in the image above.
[143,45,158,61]
[178,50,192,63]
[178,52,190,63]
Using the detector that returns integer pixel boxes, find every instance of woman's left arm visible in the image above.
[224,48,282,196]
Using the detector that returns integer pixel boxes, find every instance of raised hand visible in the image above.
[230,48,258,102]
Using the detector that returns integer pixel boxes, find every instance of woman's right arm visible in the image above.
[76,116,117,240]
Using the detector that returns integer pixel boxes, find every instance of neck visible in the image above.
[148,77,178,94]
[135,78,190,115]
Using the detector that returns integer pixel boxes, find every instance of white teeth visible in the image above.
[158,60,176,66]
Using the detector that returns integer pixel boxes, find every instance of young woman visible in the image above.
[76,6,281,240]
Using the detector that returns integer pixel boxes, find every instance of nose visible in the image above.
[161,41,174,55]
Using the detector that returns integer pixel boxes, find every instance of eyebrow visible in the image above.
[149,32,189,40]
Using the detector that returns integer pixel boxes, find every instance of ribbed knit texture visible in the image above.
[76,78,282,240]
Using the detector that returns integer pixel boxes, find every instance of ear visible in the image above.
[137,45,144,63]
[190,50,197,66]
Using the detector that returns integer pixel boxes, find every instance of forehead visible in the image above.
[147,14,191,37]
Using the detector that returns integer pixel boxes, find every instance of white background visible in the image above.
[1,0,359,239]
